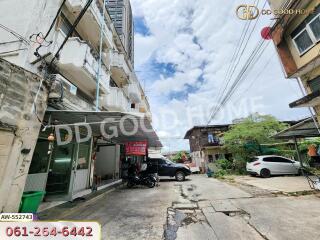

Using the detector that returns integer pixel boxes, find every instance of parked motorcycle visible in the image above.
[127,173,157,188]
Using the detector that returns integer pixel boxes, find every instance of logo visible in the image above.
[236,4,315,20]
[236,4,259,20]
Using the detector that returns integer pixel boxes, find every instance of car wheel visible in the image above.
[175,171,185,181]
[260,168,271,178]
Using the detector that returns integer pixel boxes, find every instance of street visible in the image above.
[40,175,320,240]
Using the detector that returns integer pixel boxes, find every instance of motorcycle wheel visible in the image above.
[127,181,134,188]
[147,180,156,188]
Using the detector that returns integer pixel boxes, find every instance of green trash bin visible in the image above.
[19,191,45,213]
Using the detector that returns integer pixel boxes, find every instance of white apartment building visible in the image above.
[0,0,150,117]
[0,0,159,212]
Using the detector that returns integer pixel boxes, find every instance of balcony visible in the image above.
[65,0,113,49]
[139,97,152,121]
[110,51,132,86]
[103,87,129,112]
[126,83,141,103]
[52,35,110,96]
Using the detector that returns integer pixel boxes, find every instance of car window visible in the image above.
[248,157,259,163]
[165,159,174,165]
[263,157,293,163]
[273,157,293,163]
[263,157,275,162]
[158,159,167,165]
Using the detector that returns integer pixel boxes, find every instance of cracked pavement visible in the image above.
[40,175,320,240]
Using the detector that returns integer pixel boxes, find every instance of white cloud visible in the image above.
[131,0,310,151]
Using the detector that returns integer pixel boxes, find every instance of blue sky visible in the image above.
[131,0,310,152]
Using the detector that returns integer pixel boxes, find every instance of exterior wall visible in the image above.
[0,0,64,71]
[96,145,120,179]
[106,0,134,66]
[190,151,205,168]
[0,58,48,212]
[283,1,320,71]
[0,0,152,119]
[271,0,320,77]
[268,0,287,11]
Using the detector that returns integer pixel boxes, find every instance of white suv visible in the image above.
[246,155,301,178]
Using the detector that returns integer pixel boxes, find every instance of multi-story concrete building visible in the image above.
[0,0,160,212]
[269,0,320,120]
[106,0,134,66]
[184,125,232,170]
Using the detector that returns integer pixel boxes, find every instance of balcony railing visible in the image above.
[126,83,141,103]
[49,32,110,95]
[66,0,113,48]
[110,51,132,86]
[103,87,129,112]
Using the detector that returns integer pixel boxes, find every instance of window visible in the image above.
[308,75,320,92]
[59,14,81,39]
[310,16,320,40]
[158,159,167,165]
[248,157,259,163]
[273,157,293,163]
[131,103,136,109]
[263,157,277,162]
[263,157,292,163]
[208,155,214,163]
[291,5,320,55]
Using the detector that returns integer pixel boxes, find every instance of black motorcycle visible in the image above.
[127,173,157,188]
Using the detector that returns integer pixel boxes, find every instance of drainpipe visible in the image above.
[95,0,107,112]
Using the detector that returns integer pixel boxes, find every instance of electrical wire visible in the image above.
[234,52,274,102]
[44,0,67,39]
[208,37,271,123]
[0,24,29,45]
[49,0,95,66]
[207,0,266,125]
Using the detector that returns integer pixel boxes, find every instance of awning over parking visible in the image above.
[273,118,320,139]
[44,110,163,148]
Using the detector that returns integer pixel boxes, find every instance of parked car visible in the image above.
[147,153,192,181]
[246,155,302,178]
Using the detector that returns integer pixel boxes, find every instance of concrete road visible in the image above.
[40,175,320,240]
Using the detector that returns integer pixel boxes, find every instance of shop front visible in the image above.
[121,141,148,179]
[24,129,93,201]
[24,110,162,203]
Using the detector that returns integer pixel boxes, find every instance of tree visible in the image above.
[223,114,288,173]
[172,151,190,163]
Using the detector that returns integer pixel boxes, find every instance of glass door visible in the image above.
[46,142,75,196]
[72,140,92,195]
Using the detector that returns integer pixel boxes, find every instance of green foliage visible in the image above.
[215,159,233,170]
[223,114,288,173]
[298,138,320,153]
[172,151,190,163]
[214,169,227,179]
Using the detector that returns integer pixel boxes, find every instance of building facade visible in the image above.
[184,125,232,170]
[0,0,159,212]
[269,0,320,120]
[106,0,134,66]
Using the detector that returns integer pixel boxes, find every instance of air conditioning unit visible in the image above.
[49,74,77,100]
